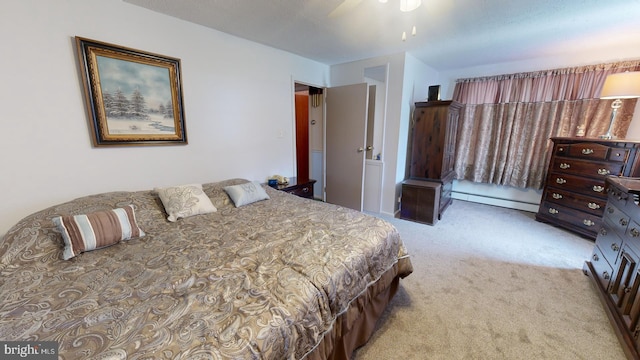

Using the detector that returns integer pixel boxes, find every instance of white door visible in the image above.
[325,83,368,211]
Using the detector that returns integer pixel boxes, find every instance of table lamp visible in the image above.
[599,71,640,139]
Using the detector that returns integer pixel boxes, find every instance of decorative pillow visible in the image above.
[224,181,270,207]
[155,183,217,222]
[53,205,145,260]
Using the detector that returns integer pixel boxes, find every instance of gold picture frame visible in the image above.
[76,36,187,146]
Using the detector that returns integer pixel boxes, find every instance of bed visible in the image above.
[0,178,412,359]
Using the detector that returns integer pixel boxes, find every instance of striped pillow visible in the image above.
[52,205,145,260]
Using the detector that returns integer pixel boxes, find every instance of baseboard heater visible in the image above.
[451,190,540,213]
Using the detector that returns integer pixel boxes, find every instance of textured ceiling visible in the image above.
[124,0,640,70]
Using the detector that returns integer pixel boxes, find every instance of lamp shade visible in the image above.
[600,71,640,99]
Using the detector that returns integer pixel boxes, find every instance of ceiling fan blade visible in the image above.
[328,0,365,18]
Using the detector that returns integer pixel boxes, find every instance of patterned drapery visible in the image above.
[452,60,640,189]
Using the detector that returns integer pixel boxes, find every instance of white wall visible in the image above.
[0,0,329,236]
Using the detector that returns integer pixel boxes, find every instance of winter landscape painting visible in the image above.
[76,37,187,146]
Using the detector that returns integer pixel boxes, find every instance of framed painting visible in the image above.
[75,37,187,146]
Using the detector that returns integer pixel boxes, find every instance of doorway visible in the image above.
[294,83,324,200]
[293,66,387,210]
[295,92,309,181]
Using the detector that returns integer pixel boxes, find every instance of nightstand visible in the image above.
[273,177,316,199]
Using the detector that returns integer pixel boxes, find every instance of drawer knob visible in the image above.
[600,228,607,236]
[593,185,605,193]
[607,207,614,214]
[620,218,629,227]
[631,228,640,237]
[593,253,600,261]
[548,208,559,215]
[598,169,611,175]
[303,187,309,193]
[559,163,571,169]
[552,193,563,199]
[582,148,594,155]
[583,219,595,227]
[603,271,610,280]
[556,178,567,184]
[612,243,620,252]
[587,202,600,210]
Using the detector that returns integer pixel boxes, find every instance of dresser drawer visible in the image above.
[566,142,611,160]
[543,187,606,216]
[625,220,640,252]
[609,148,631,162]
[275,178,316,199]
[551,157,624,179]
[604,204,631,237]
[286,184,314,198]
[440,180,453,214]
[540,200,602,233]
[596,222,623,265]
[625,198,640,225]
[590,245,614,290]
[547,172,607,198]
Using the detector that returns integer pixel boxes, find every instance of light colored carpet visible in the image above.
[355,200,626,359]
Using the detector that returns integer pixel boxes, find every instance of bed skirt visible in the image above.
[306,260,409,360]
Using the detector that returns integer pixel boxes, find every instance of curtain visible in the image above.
[452,60,640,190]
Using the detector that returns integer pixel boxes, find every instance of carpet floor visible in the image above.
[353,200,626,359]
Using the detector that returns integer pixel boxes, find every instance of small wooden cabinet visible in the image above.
[400,179,441,225]
[584,177,640,359]
[405,100,461,221]
[536,138,640,239]
[274,177,316,199]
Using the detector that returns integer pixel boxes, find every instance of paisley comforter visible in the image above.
[0,179,412,359]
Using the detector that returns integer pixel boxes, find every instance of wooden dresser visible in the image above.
[584,176,640,359]
[403,100,461,221]
[536,138,640,240]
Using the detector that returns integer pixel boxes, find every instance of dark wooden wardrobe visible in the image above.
[401,100,462,224]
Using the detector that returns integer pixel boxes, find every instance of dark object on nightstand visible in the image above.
[275,177,316,199]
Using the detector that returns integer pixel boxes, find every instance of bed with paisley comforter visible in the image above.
[0,178,412,359]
